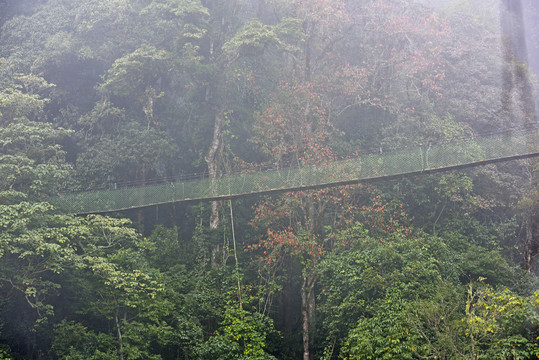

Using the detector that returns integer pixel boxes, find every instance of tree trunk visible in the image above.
[205,109,224,229]
[115,312,124,360]
[137,163,146,234]
[523,163,538,271]
[524,216,533,271]
[301,268,317,360]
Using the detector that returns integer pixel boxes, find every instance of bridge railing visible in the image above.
[50,128,539,214]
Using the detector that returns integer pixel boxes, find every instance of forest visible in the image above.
[0,0,539,359]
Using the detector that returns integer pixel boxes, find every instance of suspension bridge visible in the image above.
[51,127,539,215]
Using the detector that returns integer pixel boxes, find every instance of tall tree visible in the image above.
[249,1,451,357]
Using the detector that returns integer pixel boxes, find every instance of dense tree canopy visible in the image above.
[0,0,538,359]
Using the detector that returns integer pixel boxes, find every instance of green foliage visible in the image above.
[0,202,75,320]
[318,223,445,356]
[0,197,173,357]
[461,280,539,359]
[75,123,179,187]
[0,76,51,123]
[318,219,539,359]
[405,281,465,359]
[197,302,278,360]
[51,320,116,360]
[0,344,14,360]
[342,290,418,360]
[140,0,209,23]
[272,17,304,53]
[98,46,170,97]
[223,20,279,57]
[0,71,73,200]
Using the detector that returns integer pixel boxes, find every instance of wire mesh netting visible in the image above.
[50,128,539,214]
